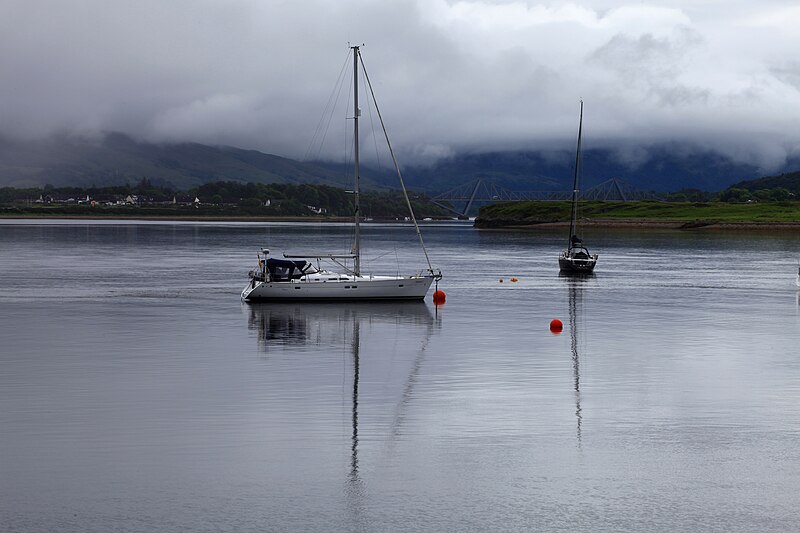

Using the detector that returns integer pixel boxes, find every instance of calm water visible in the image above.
[2,220,800,532]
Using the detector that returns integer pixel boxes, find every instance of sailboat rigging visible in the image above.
[241,45,441,301]
[559,100,598,274]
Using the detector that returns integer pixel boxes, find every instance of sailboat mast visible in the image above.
[568,100,583,248]
[352,45,362,277]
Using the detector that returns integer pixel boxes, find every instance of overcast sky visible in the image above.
[2,0,799,170]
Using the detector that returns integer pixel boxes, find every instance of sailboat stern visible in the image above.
[559,249,598,274]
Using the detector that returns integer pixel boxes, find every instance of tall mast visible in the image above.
[352,45,361,276]
[567,100,583,249]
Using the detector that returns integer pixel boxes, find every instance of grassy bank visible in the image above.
[474,200,800,228]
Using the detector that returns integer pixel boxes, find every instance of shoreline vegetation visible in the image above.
[0,207,450,223]
[474,200,800,230]
[4,180,800,229]
[0,180,449,221]
[4,200,800,230]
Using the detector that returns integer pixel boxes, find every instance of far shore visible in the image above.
[0,214,351,222]
[474,199,800,231]
[474,218,800,231]
[4,213,800,231]
[0,214,451,223]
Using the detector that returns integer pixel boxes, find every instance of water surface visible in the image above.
[1,220,800,532]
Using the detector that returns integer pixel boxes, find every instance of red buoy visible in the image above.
[549,319,563,333]
[432,290,446,305]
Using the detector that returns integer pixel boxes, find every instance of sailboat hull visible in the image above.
[242,275,435,301]
[559,253,598,274]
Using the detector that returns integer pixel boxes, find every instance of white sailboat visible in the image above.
[559,100,598,274]
[241,45,441,301]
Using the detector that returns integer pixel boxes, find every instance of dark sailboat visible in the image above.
[559,100,598,274]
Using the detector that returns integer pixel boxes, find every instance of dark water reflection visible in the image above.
[245,302,439,531]
[564,277,587,445]
[246,302,437,499]
[2,220,800,532]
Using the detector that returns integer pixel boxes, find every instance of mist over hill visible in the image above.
[0,133,394,191]
[728,170,800,195]
[1,132,796,194]
[401,146,781,193]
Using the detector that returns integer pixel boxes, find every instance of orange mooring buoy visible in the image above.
[433,290,446,305]
[549,319,563,333]
[510,277,519,282]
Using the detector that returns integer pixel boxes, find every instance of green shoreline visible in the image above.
[474,219,800,231]
[5,200,800,230]
[474,200,800,230]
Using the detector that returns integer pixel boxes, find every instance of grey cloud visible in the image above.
[590,28,709,106]
[771,63,800,92]
[1,0,799,171]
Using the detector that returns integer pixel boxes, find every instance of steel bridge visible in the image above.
[431,177,664,218]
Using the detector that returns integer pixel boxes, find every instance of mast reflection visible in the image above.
[244,301,437,515]
[349,315,361,481]
[569,282,582,445]
[561,273,593,446]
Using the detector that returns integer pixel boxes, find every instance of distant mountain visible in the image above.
[401,146,785,194]
[1,132,795,194]
[0,133,394,190]
[727,170,800,194]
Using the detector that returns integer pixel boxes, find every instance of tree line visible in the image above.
[665,187,796,203]
[0,179,449,218]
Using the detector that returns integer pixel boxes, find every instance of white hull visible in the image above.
[242,273,434,301]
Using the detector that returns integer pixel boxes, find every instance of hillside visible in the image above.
[0,133,395,190]
[402,146,773,193]
[728,170,800,194]
[1,132,796,194]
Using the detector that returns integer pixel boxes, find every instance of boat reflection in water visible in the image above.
[245,301,439,516]
[561,273,593,446]
[246,302,436,351]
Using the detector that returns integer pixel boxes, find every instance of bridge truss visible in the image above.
[431,178,664,218]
